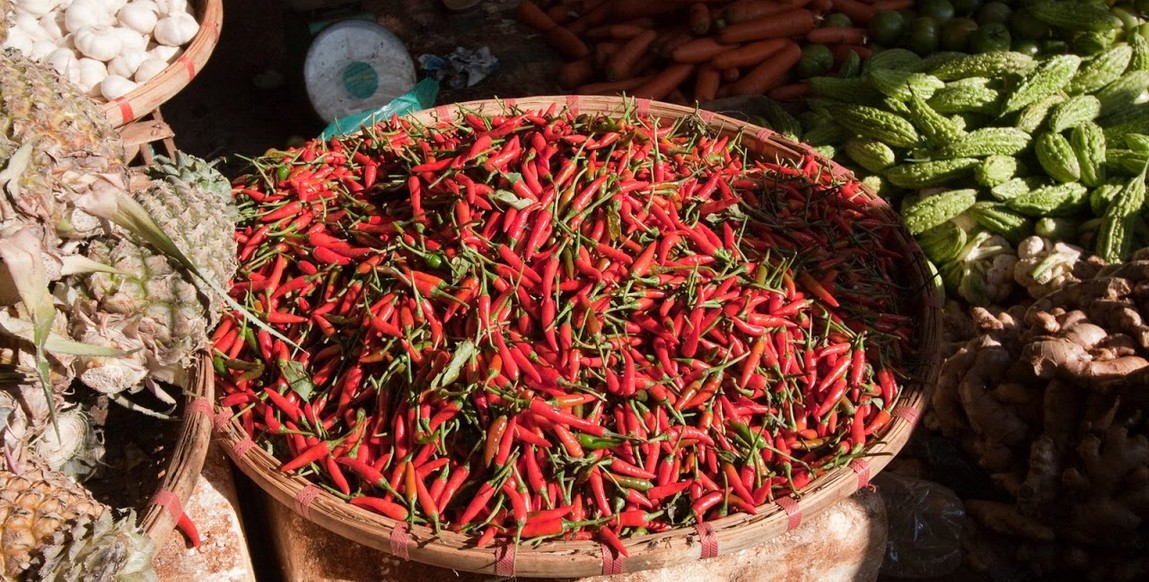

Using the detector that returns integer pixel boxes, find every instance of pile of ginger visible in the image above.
[927,249,1149,581]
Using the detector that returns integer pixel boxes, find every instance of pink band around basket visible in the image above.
[389,521,410,561]
[755,127,774,144]
[601,543,625,575]
[178,55,196,80]
[212,410,232,433]
[636,98,651,118]
[232,437,256,458]
[565,94,579,114]
[186,398,212,418]
[202,18,220,43]
[849,458,872,490]
[435,105,452,122]
[150,489,184,522]
[294,484,322,521]
[698,109,715,124]
[893,404,919,425]
[776,496,802,531]
[695,522,719,559]
[114,97,134,123]
[495,543,515,577]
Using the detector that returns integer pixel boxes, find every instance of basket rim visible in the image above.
[216,95,943,578]
[139,352,215,547]
[101,0,223,128]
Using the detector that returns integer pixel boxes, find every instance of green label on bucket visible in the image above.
[342,61,378,100]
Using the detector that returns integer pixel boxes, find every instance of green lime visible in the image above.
[950,0,983,17]
[917,0,956,23]
[1010,10,1051,40]
[869,10,909,46]
[941,17,979,51]
[822,12,853,27]
[908,16,941,56]
[976,1,1012,25]
[971,21,1011,53]
[796,44,834,78]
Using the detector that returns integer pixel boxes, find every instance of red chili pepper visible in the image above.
[281,441,330,473]
[350,496,409,521]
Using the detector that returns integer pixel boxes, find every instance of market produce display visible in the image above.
[215,100,935,554]
[1,47,234,580]
[0,0,202,101]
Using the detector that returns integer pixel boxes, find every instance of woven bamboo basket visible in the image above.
[216,95,943,578]
[101,0,223,128]
[137,353,215,547]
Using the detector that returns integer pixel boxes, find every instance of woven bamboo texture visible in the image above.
[102,0,222,128]
[139,352,215,548]
[217,95,943,578]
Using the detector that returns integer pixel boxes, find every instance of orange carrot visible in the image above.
[693,65,722,102]
[517,0,559,32]
[805,26,868,45]
[558,57,597,89]
[595,41,621,66]
[709,38,789,69]
[611,0,678,19]
[547,25,592,59]
[577,75,655,96]
[716,9,819,44]
[630,63,697,100]
[671,36,737,63]
[718,0,813,27]
[606,28,659,81]
[872,0,914,10]
[767,82,811,101]
[587,21,654,40]
[567,0,613,35]
[829,0,876,26]
[545,0,580,24]
[725,41,802,96]
[653,28,696,57]
[689,2,713,36]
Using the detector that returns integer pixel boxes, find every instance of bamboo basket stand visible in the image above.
[216,95,944,578]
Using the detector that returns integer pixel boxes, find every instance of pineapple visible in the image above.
[0,47,129,248]
[68,153,239,396]
[0,460,156,581]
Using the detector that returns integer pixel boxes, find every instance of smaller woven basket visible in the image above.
[217,95,944,578]
[138,353,215,548]
[101,0,223,128]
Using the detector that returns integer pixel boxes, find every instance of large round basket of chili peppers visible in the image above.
[213,95,942,577]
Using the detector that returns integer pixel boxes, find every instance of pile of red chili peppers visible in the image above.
[214,101,921,555]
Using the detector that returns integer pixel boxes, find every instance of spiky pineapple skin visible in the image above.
[0,461,156,582]
[0,48,128,240]
[77,157,239,375]
[0,460,105,578]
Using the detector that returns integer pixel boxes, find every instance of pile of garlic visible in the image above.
[2,0,200,101]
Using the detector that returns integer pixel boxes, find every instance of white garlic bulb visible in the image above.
[152,11,197,46]
[117,0,158,34]
[73,24,123,61]
[100,74,138,100]
[107,47,147,77]
[133,55,168,82]
[76,57,108,94]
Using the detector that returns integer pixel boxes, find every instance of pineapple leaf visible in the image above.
[76,187,303,352]
[0,229,60,428]
[0,312,133,357]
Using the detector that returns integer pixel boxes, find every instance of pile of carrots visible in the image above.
[516,0,911,103]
